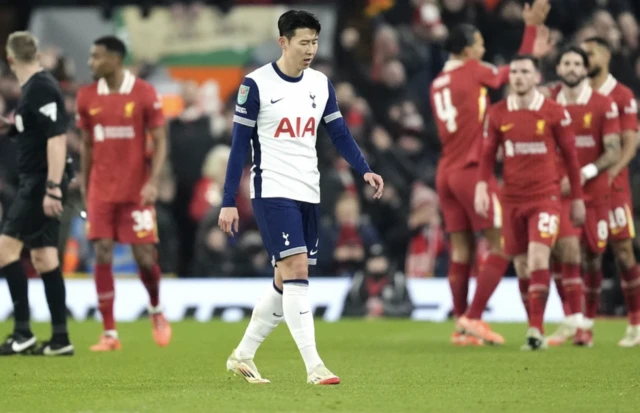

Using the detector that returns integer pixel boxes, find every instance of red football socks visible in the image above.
[448,262,470,318]
[561,263,583,316]
[583,270,603,319]
[528,269,551,333]
[467,254,510,319]
[95,263,115,331]
[139,263,162,307]
[519,277,531,319]
[551,261,570,316]
[621,265,640,326]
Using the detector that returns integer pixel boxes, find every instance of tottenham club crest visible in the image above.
[309,92,316,108]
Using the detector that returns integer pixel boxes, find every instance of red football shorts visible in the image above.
[558,199,609,254]
[87,200,158,244]
[609,190,635,242]
[436,166,501,233]
[502,199,561,256]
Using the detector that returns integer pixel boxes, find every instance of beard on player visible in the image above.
[587,65,602,78]
[559,71,586,88]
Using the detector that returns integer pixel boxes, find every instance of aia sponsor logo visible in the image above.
[274,117,316,138]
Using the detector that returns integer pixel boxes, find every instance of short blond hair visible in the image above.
[7,31,39,63]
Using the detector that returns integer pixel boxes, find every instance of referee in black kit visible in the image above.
[0,31,73,356]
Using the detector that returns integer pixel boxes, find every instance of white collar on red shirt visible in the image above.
[507,89,544,111]
[442,60,464,72]
[557,83,592,106]
[97,70,135,95]
[598,74,617,96]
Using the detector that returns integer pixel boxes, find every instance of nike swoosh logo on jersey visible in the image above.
[43,343,74,356]
[11,336,36,353]
[270,98,284,104]
[89,108,102,116]
[500,123,514,132]
[309,249,318,256]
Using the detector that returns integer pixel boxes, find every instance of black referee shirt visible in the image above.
[11,71,68,175]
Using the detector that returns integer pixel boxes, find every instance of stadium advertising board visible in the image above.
[0,278,564,323]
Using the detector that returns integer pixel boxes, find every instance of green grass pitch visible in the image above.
[1,320,639,413]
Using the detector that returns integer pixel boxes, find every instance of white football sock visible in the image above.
[283,281,323,373]
[235,283,283,360]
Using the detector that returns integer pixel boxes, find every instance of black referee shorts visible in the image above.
[1,174,65,249]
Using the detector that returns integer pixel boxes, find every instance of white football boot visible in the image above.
[226,349,270,384]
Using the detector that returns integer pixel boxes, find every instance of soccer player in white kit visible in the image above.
[218,10,384,385]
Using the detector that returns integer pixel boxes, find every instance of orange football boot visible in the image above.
[90,335,122,352]
[151,312,172,347]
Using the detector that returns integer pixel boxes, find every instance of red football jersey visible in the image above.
[596,75,639,195]
[430,26,537,172]
[77,71,165,203]
[480,91,583,204]
[431,60,508,171]
[551,85,620,206]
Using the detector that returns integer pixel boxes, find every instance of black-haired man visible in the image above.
[220,10,384,385]
[77,35,171,351]
[430,0,550,346]
[579,37,640,347]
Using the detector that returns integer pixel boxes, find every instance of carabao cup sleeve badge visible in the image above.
[237,85,250,105]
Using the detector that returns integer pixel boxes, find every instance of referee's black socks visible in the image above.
[1,261,33,337]
[41,267,70,344]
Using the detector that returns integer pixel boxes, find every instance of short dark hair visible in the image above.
[93,36,127,59]
[278,10,321,39]
[511,54,539,69]
[557,45,590,68]
[583,36,612,52]
[445,24,477,54]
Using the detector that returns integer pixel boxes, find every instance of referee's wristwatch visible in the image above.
[46,180,61,190]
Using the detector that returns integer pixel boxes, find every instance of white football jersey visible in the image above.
[233,62,339,204]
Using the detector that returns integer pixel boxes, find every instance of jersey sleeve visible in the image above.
[143,84,165,130]
[475,61,509,90]
[321,79,371,176]
[553,107,582,199]
[479,106,500,182]
[75,88,90,131]
[222,77,260,208]
[601,97,621,137]
[30,83,67,139]
[618,89,638,132]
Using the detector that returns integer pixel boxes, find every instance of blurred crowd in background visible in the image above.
[0,1,639,289]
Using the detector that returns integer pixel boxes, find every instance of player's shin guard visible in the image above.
[528,269,551,333]
[139,263,161,307]
[95,263,116,332]
[41,267,69,342]
[236,281,284,360]
[583,270,603,320]
[621,266,640,326]
[552,261,570,316]
[561,263,583,316]
[282,280,323,373]
[518,277,531,319]
[1,261,31,335]
[448,262,471,318]
[467,254,510,319]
